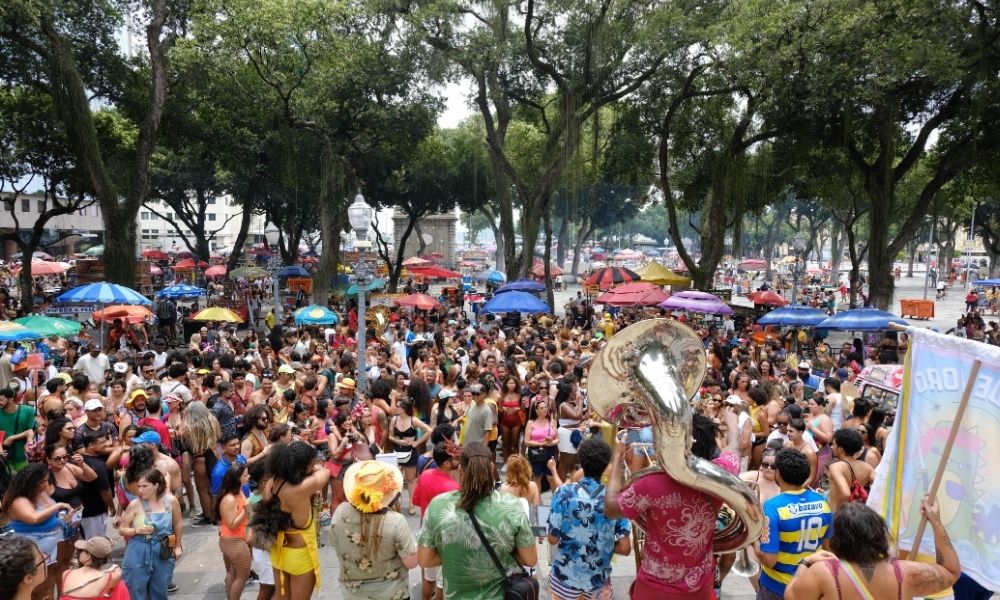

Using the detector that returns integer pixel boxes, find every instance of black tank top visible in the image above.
[49,472,83,509]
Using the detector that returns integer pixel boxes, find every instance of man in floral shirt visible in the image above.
[548,438,631,599]
[605,409,741,600]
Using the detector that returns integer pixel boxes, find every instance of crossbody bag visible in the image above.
[465,508,539,600]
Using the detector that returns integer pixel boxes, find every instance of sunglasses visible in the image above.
[49,455,68,463]
[775,422,789,427]
[760,462,776,469]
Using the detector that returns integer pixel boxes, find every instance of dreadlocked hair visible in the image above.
[458,441,497,513]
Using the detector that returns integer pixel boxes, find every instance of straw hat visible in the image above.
[343,460,403,513]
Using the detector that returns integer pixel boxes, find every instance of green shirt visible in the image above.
[418,490,534,600]
[0,404,35,466]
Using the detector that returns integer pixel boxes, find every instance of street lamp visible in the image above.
[263,224,283,329]
[347,191,374,395]
[790,232,806,305]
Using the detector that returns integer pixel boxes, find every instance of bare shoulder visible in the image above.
[901,560,952,596]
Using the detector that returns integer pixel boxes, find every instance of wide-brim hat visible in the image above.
[343,460,403,513]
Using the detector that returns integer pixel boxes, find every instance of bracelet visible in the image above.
[799,558,813,568]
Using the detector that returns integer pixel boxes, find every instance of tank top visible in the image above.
[50,472,83,509]
[393,418,417,450]
[219,493,248,539]
[530,420,555,443]
[750,404,765,434]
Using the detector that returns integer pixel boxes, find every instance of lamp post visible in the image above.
[347,191,375,395]
[263,224,283,329]
[923,218,935,300]
[790,232,806,305]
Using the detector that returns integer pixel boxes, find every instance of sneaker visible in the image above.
[167,582,178,593]
[193,516,215,526]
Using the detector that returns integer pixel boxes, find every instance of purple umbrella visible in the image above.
[659,290,734,315]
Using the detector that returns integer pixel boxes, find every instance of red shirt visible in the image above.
[411,467,459,516]
[619,451,740,598]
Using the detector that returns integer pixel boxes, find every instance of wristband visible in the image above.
[799,558,813,568]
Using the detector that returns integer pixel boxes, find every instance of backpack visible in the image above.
[843,460,868,503]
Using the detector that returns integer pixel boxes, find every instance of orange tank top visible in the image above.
[219,493,248,538]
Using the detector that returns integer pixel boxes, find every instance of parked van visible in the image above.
[854,364,903,410]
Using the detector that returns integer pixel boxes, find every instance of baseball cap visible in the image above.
[278,364,295,375]
[113,362,128,374]
[133,431,161,445]
[84,399,104,411]
[74,536,113,559]
[723,395,743,406]
[438,388,456,400]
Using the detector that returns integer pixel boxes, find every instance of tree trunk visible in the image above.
[516,199,543,279]
[571,218,593,276]
[829,225,843,285]
[388,212,420,293]
[543,208,555,310]
[485,216,505,273]
[414,221,428,256]
[19,243,37,313]
[906,237,917,277]
[313,145,348,306]
[555,214,569,268]
[226,199,255,274]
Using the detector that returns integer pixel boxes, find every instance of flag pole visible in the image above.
[907,355,981,558]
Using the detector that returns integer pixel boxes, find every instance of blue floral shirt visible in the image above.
[547,477,631,591]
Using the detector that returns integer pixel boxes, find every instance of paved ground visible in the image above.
[155,267,981,599]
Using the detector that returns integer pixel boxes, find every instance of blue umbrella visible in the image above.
[756,305,830,327]
[55,283,151,306]
[277,265,310,278]
[972,278,1000,286]
[347,277,386,296]
[156,284,206,299]
[817,307,908,331]
[482,291,550,314]
[474,269,507,284]
[495,279,545,294]
[294,305,339,325]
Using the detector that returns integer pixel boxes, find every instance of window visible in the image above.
[165,213,173,221]
[141,211,150,220]
[21,199,29,213]
[208,197,216,205]
[37,200,45,213]
[207,213,216,221]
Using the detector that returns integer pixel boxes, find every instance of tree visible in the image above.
[741,0,1000,308]
[204,0,438,304]
[408,0,668,281]
[1,0,185,285]
[0,88,94,310]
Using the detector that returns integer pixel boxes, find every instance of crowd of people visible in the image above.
[0,289,991,600]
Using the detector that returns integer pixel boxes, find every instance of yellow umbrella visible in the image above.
[190,307,244,323]
[636,261,691,287]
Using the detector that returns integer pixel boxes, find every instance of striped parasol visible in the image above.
[584,267,640,290]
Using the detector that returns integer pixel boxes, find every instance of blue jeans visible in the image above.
[953,573,995,600]
[122,537,176,600]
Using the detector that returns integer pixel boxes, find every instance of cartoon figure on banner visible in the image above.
[898,409,999,561]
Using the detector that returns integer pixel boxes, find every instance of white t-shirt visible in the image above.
[392,340,408,374]
[767,429,819,452]
[74,353,110,385]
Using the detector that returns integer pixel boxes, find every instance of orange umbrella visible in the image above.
[174,258,208,271]
[15,262,67,276]
[93,305,152,324]
[396,293,443,311]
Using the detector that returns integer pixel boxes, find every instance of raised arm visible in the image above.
[902,497,961,597]
[603,436,627,519]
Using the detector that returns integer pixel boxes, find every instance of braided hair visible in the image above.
[458,441,496,512]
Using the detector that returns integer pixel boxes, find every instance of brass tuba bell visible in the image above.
[588,318,764,554]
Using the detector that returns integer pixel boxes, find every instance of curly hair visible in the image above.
[829,503,891,565]
[44,417,72,452]
[0,535,40,598]
[267,441,316,485]
[0,463,48,523]
[504,454,532,496]
[124,444,156,487]
[691,414,720,461]
[183,401,219,455]
[577,437,612,480]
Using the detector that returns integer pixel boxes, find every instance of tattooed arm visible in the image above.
[902,496,961,597]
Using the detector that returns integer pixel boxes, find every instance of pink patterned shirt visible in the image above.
[618,451,740,598]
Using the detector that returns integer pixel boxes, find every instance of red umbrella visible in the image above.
[531,260,564,277]
[142,249,170,260]
[205,265,227,278]
[584,267,640,290]
[299,256,319,264]
[595,282,668,306]
[419,253,443,262]
[175,251,194,260]
[402,256,430,267]
[150,265,163,276]
[174,258,208,270]
[396,293,442,311]
[17,261,67,276]
[408,265,462,279]
[748,290,789,307]
[738,259,768,270]
[247,245,272,256]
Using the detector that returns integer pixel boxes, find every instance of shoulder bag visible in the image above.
[465,507,539,600]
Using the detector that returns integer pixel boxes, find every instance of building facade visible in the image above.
[0,192,104,260]
[391,209,459,265]
[138,196,266,254]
